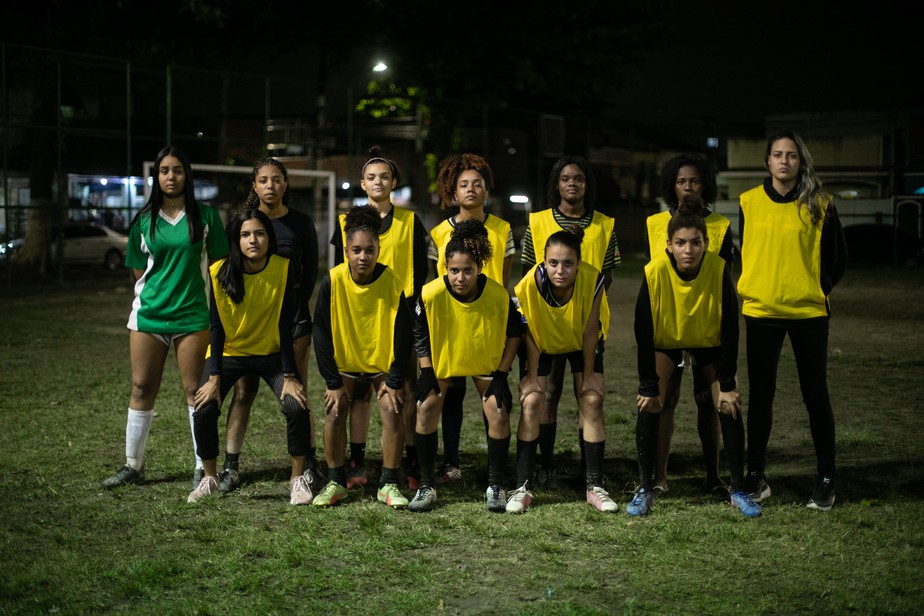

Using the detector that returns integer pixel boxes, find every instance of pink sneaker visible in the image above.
[290,474,315,505]
[187,475,219,503]
[586,486,618,513]
[505,485,533,514]
[346,461,367,489]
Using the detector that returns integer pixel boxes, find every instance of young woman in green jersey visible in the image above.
[188,208,312,504]
[645,154,733,495]
[329,147,428,491]
[738,132,847,511]
[408,220,521,512]
[312,206,412,508]
[513,227,615,513]
[102,145,229,490]
[426,153,515,485]
[219,157,320,496]
[629,211,759,517]
[518,156,620,489]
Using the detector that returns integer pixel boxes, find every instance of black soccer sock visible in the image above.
[329,464,347,487]
[442,384,465,467]
[416,430,439,486]
[516,437,539,487]
[583,440,606,488]
[349,442,366,467]
[635,412,659,490]
[223,452,240,471]
[539,422,557,469]
[380,466,400,487]
[487,434,511,487]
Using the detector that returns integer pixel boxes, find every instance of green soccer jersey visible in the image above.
[126,205,229,334]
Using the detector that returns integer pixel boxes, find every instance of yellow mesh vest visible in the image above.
[645,251,723,349]
[737,186,828,319]
[208,254,288,358]
[530,209,614,272]
[514,261,605,355]
[646,210,730,261]
[329,262,403,373]
[340,207,415,298]
[421,276,509,379]
[432,214,509,285]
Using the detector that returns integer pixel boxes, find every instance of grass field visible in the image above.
[1,257,923,615]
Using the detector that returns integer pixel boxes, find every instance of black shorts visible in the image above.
[655,346,722,369]
[292,306,312,340]
[536,339,605,377]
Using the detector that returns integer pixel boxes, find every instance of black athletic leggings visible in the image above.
[745,317,836,478]
[193,353,310,461]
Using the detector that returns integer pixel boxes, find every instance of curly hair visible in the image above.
[764,131,831,224]
[435,153,495,209]
[362,145,402,185]
[659,153,718,208]
[245,157,290,208]
[544,224,584,261]
[343,205,382,242]
[546,156,596,210]
[445,219,493,269]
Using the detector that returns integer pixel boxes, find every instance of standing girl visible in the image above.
[312,206,412,507]
[427,153,515,484]
[513,227,614,513]
[189,208,312,504]
[645,154,734,495]
[220,157,320,494]
[409,220,521,512]
[329,147,428,490]
[630,212,759,517]
[102,146,228,489]
[518,155,620,489]
[738,131,847,510]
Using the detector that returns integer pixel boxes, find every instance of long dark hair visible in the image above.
[133,145,204,244]
[217,208,277,304]
[764,131,830,224]
[546,156,596,210]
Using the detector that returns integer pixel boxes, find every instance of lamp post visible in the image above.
[346,61,388,195]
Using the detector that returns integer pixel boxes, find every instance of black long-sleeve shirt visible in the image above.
[312,263,411,390]
[634,255,739,397]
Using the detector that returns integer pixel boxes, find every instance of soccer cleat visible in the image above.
[626,488,654,516]
[730,490,762,517]
[745,471,771,503]
[102,465,143,489]
[219,469,240,494]
[586,486,618,513]
[289,475,314,505]
[192,467,205,490]
[408,485,437,512]
[505,484,533,514]
[187,475,219,503]
[377,483,409,509]
[404,463,421,491]
[485,485,508,512]
[806,476,835,511]
[312,481,349,507]
[537,467,558,490]
[436,464,462,484]
[346,461,368,489]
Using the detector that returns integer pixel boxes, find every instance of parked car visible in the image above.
[0,237,24,263]
[55,222,128,270]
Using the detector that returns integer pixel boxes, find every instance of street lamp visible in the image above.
[347,61,388,194]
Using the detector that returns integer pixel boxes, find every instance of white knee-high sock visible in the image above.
[188,405,203,470]
[125,408,154,470]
